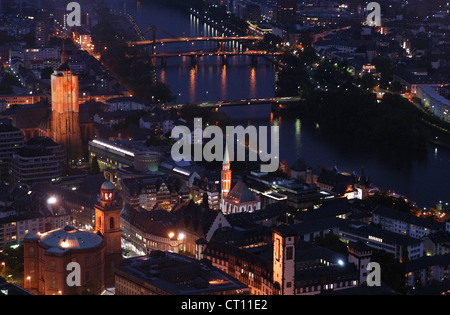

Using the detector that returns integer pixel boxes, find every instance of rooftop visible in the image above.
[373,206,444,231]
[0,123,22,133]
[405,253,450,272]
[36,226,104,253]
[120,206,178,238]
[225,181,257,203]
[115,252,249,295]
[341,222,424,246]
[101,181,115,191]
[0,277,33,295]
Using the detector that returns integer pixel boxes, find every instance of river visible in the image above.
[110,0,450,208]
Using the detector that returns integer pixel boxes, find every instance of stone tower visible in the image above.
[50,44,83,162]
[273,225,297,295]
[94,181,122,287]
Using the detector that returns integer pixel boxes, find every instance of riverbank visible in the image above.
[146,0,249,36]
[274,48,450,152]
[109,0,449,208]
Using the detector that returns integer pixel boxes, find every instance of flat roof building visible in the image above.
[339,222,424,262]
[372,206,445,239]
[115,251,249,295]
[417,84,450,123]
[88,138,161,179]
[10,137,65,187]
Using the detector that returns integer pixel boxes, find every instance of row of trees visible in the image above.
[0,245,24,285]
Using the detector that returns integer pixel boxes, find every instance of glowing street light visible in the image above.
[47,197,57,205]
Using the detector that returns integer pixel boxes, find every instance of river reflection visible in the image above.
[110,0,450,207]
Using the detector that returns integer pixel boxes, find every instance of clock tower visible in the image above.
[94,181,122,287]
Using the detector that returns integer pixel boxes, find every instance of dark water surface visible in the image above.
[111,0,450,208]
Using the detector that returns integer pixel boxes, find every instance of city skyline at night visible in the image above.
[0,0,449,302]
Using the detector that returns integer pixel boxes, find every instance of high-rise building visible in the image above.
[50,46,83,162]
[10,137,65,187]
[35,10,50,47]
[0,123,25,182]
[276,0,297,24]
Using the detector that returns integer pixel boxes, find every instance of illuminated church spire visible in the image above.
[221,144,231,200]
[61,41,68,64]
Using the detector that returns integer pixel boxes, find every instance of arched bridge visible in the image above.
[162,96,303,110]
[129,36,263,46]
[126,25,283,67]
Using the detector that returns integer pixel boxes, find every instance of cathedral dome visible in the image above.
[39,226,104,252]
[101,181,115,191]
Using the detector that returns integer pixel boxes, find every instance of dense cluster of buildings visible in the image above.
[0,0,448,297]
[1,52,449,294]
[207,0,450,122]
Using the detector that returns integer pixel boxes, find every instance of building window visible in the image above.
[29,261,35,276]
[286,246,293,260]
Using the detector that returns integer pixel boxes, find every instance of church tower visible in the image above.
[221,145,231,200]
[94,181,122,287]
[355,166,371,200]
[50,43,83,162]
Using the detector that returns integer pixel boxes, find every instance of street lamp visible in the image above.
[178,233,186,253]
[47,196,57,205]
